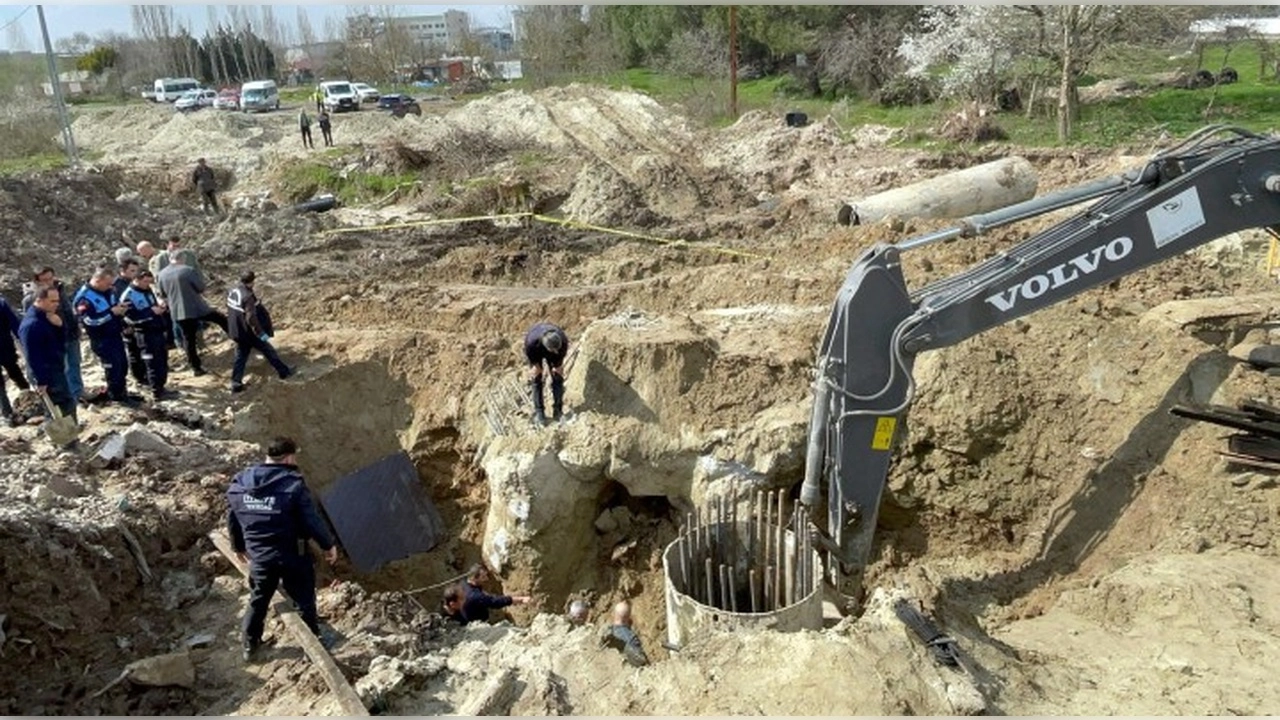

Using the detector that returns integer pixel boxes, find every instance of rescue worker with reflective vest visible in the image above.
[123,270,177,402]
[114,258,149,387]
[72,267,138,406]
[523,322,569,426]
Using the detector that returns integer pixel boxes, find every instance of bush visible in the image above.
[876,75,937,107]
[0,99,61,160]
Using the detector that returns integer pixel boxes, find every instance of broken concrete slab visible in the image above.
[122,423,177,455]
[1141,293,1279,333]
[125,650,196,689]
[95,434,127,466]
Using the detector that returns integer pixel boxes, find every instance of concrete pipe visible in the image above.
[837,156,1039,226]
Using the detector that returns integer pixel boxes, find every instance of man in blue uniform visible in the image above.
[227,437,338,661]
[0,296,30,426]
[523,322,569,426]
[122,270,177,402]
[73,267,138,406]
[114,259,149,388]
[18,285,77,423]
[24,267,85,403]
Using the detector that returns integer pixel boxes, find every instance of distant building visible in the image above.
[42,69,97,96]
[388,10,470,53]
[510,9,526,43]
[473,26,514,54]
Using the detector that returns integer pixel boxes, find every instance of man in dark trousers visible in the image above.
[318,111,333,147]
[19,285,76,423]
[24,267,85,403]
[0,296,31,426]
[122,270,177,402]
[524,322,569,426]
[227,436,338,661]
[157,253,228,377]
[458,563,532,625]
[298,110,314,149]
[73,267,139,406]
[192,157,221,215]
[114,259,148,387]
[226,271,293,393]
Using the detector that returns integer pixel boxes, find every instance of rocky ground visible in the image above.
[1,86,1279,714]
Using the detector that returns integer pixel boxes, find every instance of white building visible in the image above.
[390,10,470,52]
[1190,17,1280,38]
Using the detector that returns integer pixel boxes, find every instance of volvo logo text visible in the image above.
[985,236,1134,312]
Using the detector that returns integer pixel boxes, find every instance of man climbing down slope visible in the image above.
[523,322,569,426]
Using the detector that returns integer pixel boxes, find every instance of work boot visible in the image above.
[230,382,247,394]
[529,377,547,427]
[0,391,14,427]
[550,375,565,422]
[242,638,260,663]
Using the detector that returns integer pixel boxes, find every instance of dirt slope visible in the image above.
[2,86,1279,715]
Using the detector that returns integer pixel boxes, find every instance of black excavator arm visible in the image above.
[800,126,1280,583]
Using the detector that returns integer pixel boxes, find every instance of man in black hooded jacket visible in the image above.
[227,436,338,661]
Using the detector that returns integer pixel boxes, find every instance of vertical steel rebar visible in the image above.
[728,566,739,613]
[704,558,714,609]
[749,569,759,613]
[719,564,730,611]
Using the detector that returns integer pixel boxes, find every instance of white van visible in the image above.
[320,80,360,113]
[240,80,280,113]
[153,77,200,102]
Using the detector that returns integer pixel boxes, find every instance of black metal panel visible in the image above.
[319,451,445,574]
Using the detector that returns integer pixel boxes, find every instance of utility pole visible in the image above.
[729,5,738,120]
[37,5,79,168]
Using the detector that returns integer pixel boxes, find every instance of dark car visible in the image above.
[377,94,422,117]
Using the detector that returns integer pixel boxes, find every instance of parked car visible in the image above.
[320,80,360,113]
[213,89,240,110]
[174,89,217,112]
[377,94,421,117]
[352,82,380,104]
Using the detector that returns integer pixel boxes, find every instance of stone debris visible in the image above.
[125,651,196,689]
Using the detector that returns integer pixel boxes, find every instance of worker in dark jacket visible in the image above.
[0,296,31,426]
[18,285,76,422]
[23,267,84,402]
[122,270,176,402]
[73,267,138,406]
[524,322,569,426]
[192,157,221,215]
[227,436,338,661]
[114,259,148,387]
[226,271,292,393]
[458,563,532,625]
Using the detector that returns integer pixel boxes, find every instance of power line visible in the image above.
[0,5,33,36]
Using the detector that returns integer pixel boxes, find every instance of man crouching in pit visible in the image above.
[227,436,339,661]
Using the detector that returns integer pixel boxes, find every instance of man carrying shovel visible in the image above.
[18,285,79,445]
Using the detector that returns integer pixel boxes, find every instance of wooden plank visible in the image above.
[1228,434,1280,462]
[208,530,369,717]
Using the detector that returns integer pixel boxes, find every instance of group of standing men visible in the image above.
[0,235,296,431]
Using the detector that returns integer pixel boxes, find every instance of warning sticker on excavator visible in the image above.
[871,417,897,450]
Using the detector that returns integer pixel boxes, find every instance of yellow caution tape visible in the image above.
[317,211,769,260]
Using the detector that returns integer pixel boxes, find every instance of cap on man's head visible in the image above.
[541,331,563,354]
[240,270,256,285]
[266,436,299,459]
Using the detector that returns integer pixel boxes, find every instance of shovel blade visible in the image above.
[45,415,80,446]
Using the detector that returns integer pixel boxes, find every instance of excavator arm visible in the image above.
[800,126,1280,584]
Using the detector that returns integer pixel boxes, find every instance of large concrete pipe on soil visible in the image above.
[837,156,1039,226]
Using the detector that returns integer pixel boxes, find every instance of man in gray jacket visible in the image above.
[156,254,228,377]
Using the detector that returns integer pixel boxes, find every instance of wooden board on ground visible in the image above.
[208,530,369,717]
[1217,450,1280,472]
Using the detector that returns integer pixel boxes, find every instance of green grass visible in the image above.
[0,152,71,176]
[276,161,419,204]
